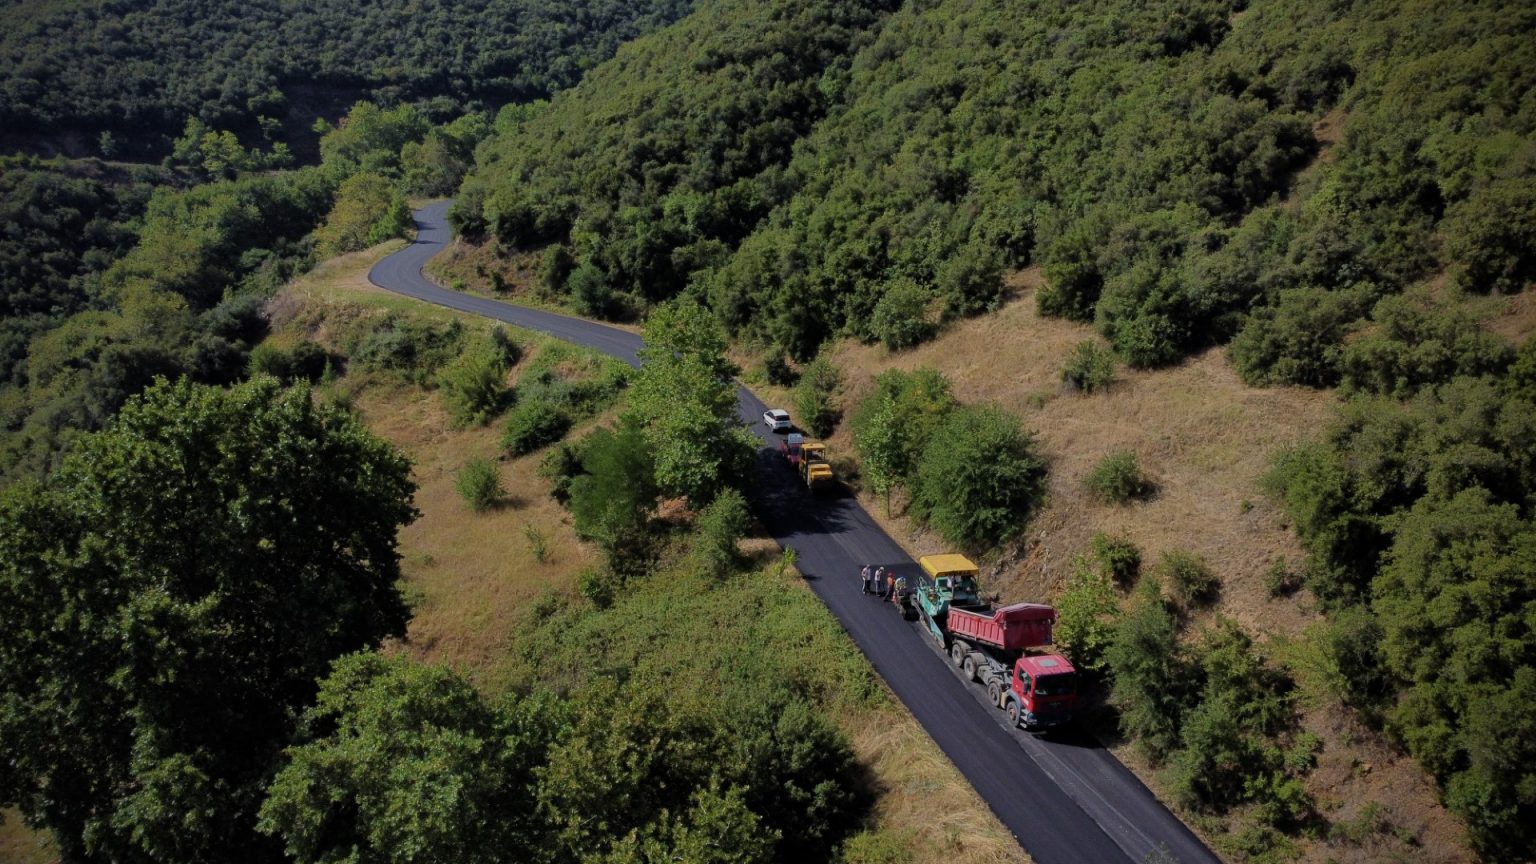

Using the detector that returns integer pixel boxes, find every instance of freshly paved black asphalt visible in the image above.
[371,202,1222,864]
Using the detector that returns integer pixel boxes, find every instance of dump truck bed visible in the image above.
[947,602,1056,651]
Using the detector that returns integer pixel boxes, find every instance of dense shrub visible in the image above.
[313,173,413,257]
[1340,290,1514,398]
[850,368,956,488]
[350,317,466,383]
[1085,451,1153,504]
[437,339,511,427]
[794,356,842,438]
[455,457,503,512]
[1157,549,1219,609]
[911,404,1047,549]
[1108,581,1190,760]
[693,487,750,578]
[501,398,572,456]
[249,340,331,385]
[1230,286,1370,388]
[1054,558,1119,675]
[869,279,936,350]
[1091,533,1141,588]
[1060,340,1116,394]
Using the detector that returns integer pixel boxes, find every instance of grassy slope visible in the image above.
[814,274,1479,863]
[269,243,1030,864]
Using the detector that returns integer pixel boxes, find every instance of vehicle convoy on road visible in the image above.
[781,432,835,491]
[903,554,1077,731]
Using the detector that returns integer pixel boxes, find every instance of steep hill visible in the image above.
[452,0,1536,860]
[462,0,1533,361]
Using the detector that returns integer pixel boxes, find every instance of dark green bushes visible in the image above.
[437,336,515,427]
[501,399,572,456]
[912,405,1048,549]
[1230,287,1370,388]
[793,356,842,438]
[1108,586,1315,833]
[350,317,468,383]
[1268,354,1536,856]
[249,340,332,385]
[851,369,1045,549]
[869,279,936,350]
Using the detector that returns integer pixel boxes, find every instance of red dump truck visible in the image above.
[909,554,1077,730]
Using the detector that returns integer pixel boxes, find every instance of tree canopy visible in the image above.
[0,377,416,863]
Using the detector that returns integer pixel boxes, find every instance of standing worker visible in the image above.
[885,568,896,600]
[860,564,872,595]
[873,566,887,598]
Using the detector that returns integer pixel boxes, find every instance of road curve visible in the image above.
[371,202,1221,864]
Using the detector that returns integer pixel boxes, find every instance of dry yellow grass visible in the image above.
[0,811,57,864]
[823,271,1472,862]
[829,270,1336,635]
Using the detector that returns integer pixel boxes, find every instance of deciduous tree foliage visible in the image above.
[259,653,557,864]
[911,404,1048,550]
[629,299,755,506]
[0,377,416,864]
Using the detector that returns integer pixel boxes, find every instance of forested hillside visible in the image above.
[454,0,1536,859]
[0,0,693,158]
[462,0,1533,363]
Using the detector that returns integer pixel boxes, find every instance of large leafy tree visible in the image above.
[259,652,558,864]
[629,298,754,506]
[0,376,416,864]
[911,404,1048,549]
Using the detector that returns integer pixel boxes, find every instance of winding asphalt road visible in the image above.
[371,202,1221,864]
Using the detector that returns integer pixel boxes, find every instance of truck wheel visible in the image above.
[949,642,966,667]
[1005,698,1022,728]
[961,655,978,682]
[986,680,1003,706]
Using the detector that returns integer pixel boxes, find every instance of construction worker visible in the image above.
[893,574,908,607]
[860,564,872,595]
[874,566,887,598]
[885,569,896,600]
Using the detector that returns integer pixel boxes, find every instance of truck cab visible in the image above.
[1006,654,1077,730]
[918,553,983,614]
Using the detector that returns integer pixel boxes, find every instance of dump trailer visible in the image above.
[798,441,835,491]
[909,554,1077,730]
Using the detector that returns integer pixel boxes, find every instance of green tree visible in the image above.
[568,416,660,580]
[314,173,414,257]
[793,356,842,438]
[258,653,556,864]
[693,487,751,578]
[869,278,936,350]
[629,299,755,506]
[856,395,906,516]
[1107,581,1189,761]
[438,338,511,427]
[849,367,956,494]
[911,404,1048,549]
[1054,557,1120,674]
[0,377,415,864]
